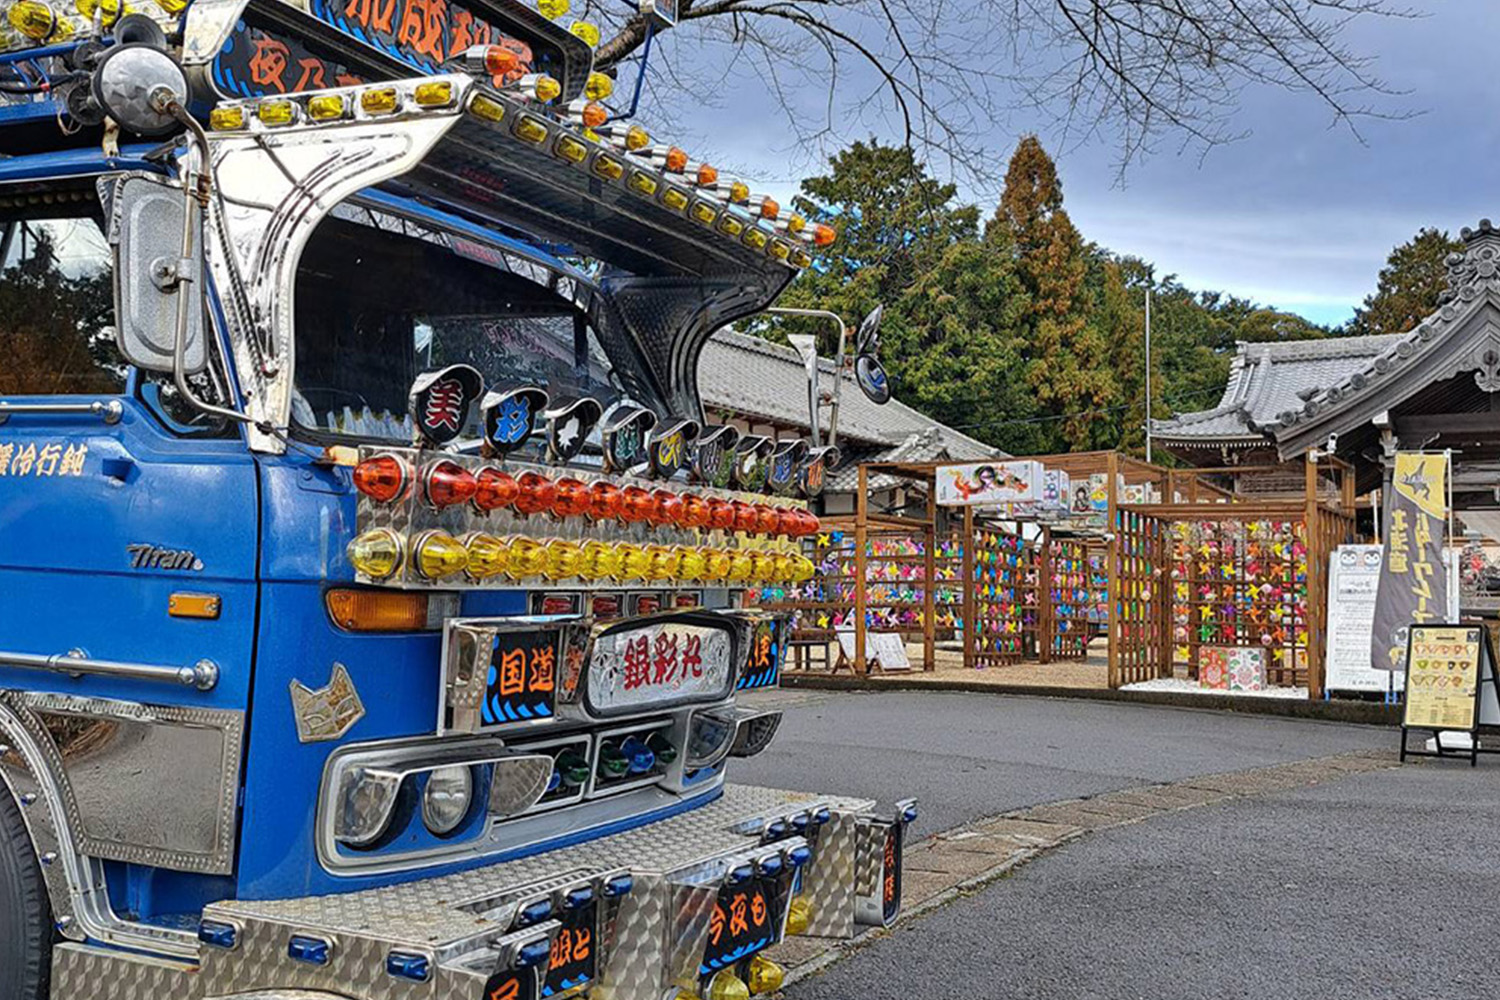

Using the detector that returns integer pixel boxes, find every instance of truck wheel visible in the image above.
[0,786,52,1000]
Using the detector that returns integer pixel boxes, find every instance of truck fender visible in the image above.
[0,696,83,942]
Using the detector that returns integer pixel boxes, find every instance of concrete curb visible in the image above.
[779,673,1402,726]
[769,747,1402,988]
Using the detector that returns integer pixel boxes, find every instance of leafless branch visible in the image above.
[588,0,1422,185]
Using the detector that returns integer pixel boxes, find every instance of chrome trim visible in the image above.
[20,694,244,875]
[0,695,198,960]
[0,650,219,691]
[0,400,123,425]
[728,707,783,758]
[319,736,554,872]
[316,740,726,878]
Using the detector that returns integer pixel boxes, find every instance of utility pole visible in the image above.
[1144,284,1153,464]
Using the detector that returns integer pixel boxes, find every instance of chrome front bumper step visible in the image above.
[48,784,916,1000]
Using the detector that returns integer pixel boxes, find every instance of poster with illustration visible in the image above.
[1042,469,1071,511]
[1227,647,1266,692]
[935,461,1042,507]
[1200,647,1231,690]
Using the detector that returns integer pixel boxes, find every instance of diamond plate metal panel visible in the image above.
[50,943,199,1000]
[799,810,857,939]
[202,786,866,1000]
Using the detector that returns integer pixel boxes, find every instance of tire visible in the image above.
[0,784,52,1000]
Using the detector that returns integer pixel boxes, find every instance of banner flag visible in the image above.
[1371,453,1449,671]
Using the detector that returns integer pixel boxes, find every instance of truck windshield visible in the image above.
[291,200,659,442]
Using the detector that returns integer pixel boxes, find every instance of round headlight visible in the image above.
[422,766,474,837]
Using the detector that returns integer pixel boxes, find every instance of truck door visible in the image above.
[0,181,259,877]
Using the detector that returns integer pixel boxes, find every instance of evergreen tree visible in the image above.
[1348,227,1464,336]
[991,137,1115,450]
[890,224,1044,454]
[760,140,979,357]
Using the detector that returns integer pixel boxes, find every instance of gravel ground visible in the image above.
[787,761,1500,1000]
[733,691,1391,836]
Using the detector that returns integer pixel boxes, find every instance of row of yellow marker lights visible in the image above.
[4,0,180,42]
[348,527,818,586]
[203,70,834,263]
[4,0,837,259]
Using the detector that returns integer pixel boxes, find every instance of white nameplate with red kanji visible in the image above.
[586,620,734,715]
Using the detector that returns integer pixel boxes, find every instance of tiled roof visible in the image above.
[698,329,1005,477]
[1151,334,1405,446]
[1270,220,1500,454]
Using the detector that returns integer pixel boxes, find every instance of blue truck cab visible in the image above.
[0,1,913,998]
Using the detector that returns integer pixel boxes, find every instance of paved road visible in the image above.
[734,691,1496,999]
[734,691,1390,835]
[787,763,1500,1000]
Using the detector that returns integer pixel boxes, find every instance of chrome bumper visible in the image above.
[50,785,917,1000]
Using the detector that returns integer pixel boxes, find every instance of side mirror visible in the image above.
[104,176,206,374]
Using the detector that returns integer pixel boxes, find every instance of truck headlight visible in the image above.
[422,765,474,836]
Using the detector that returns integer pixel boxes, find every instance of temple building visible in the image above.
[1153,219,1500,612]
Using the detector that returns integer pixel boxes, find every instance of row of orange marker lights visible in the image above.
[353,454,822,538]
[348,530,818,585]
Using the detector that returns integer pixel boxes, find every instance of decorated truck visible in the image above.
[0,1,915,997]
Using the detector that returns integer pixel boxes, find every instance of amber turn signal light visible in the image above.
[423,459,478,509]
[326,589,432,632]
[552,477,592,518]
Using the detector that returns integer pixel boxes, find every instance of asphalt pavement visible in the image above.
[733,691,1391,835]
[786,763,1500,1000]
[733,691,1494,999]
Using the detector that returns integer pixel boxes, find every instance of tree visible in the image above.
[1348,227,1465,336]
[992,137,1114,450]
[889,223,1046,454]
[586,0,1412,183]
[753,140,978,356]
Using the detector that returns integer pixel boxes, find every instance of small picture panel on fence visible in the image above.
[1402,625,1484,732]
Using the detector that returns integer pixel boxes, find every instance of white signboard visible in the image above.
[936,461,1042,507]
[869,632,912,671]
[834,627,910,670]
[1326,545,1461,692]
[587,621,733,714]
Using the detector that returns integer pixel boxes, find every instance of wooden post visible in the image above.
[923,483,936,672]
[1106,451,1121,688]
[962,505,975,670]
[1038,525,1053,664]
[854,463,869,677]
[1305,454,1325,700]
[1340,463,1355,512]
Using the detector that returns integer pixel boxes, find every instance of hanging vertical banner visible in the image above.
[1371,453,1449,672]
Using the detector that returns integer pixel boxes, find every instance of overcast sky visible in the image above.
[644,0,1497,328]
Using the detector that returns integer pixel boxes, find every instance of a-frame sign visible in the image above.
[1399,623,1500,766]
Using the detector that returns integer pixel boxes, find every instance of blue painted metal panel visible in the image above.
[0,398,258,710]
[0,146,165,181]
[238,453,530,899]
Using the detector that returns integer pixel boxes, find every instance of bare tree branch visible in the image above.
[587,0,1422,184]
